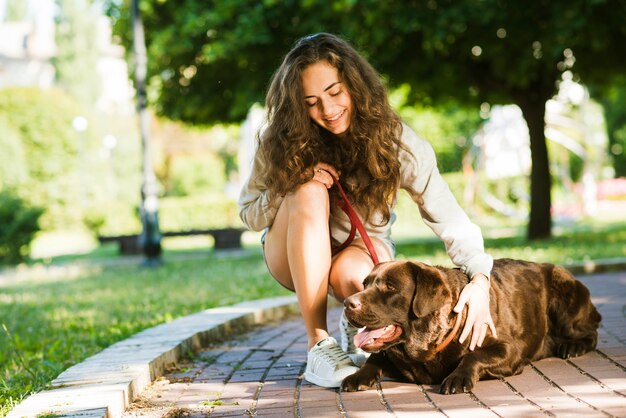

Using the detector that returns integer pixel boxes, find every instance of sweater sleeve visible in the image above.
[399,125,493,280]
[238,150,284,232]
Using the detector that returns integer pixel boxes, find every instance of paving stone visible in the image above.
[8,273,626,418]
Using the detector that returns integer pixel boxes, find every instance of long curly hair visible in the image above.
[257,33,410,225]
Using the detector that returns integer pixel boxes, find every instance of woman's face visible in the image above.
[301,61,352,136]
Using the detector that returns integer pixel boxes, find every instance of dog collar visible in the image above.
[434,307,465,353]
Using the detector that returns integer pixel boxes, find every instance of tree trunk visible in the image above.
[517,96,552,240]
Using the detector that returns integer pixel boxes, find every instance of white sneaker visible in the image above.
[304,337,359,388]
[340,310,371,367]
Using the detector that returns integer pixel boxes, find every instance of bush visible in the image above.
[82,200,142,236]
[159,194,242,231]
[0,191,44,264]
[0,115,27,188]
[391,86,482,173]
[167,154,227,197]
[82,194,242,237]
[0,88,82,230]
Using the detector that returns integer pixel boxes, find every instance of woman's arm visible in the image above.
[238,153,284,232]
[399,125,496,349]
[399,125,493,279]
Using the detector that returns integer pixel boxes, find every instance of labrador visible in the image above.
[341,258,601,394]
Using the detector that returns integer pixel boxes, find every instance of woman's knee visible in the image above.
[329,254,373,301]
[285,180,330,217]
[328,239,394,301]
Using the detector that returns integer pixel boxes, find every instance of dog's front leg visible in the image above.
[341,352,397,392]
[439,341,515,395]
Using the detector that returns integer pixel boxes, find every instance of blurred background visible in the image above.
[1,1,626,413]
[0,0,625,263]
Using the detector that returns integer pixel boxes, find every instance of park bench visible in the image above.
[98,227,245,255]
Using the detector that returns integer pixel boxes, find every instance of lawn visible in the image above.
[1,219,625,415]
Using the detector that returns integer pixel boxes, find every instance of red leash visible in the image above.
[328,173,379,264]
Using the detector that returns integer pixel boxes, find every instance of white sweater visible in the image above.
[238,123,493,280]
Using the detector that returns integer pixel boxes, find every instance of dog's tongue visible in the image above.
[354,325,394,348]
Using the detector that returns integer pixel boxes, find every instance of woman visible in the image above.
[238,33,496,388]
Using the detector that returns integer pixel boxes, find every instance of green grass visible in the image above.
[0,252,289,414]
[396,222,626,267]
[1,220,625,415]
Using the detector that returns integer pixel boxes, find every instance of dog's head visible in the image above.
[344,260,455,354]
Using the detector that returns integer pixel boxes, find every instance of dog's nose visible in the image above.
[344,296,361,311]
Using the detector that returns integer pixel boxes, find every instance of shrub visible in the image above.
[82,194,242,237]
[0,88,82,230]
[0,191,44,264]
[159,194,242,231]
[0,115,27,188]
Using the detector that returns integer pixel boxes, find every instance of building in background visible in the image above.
[0,0,56,88]
[0,0,134,114]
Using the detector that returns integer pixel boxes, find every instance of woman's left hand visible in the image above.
[453,273,497,350]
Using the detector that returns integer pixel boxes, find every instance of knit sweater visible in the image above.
[238,123,493,280]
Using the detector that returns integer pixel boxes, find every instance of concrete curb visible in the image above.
[6,295,299,418]
[6,257,626,418]
[563,257,626,275]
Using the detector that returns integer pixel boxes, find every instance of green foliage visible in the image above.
[0,191,44,264]
[53,0,102,107]
[392,86,481,173]
[4,0,27,21]
[0,115,27,188]
[106,0,626,239]
[159,195,242,231]
[82,195,241,237]
[82,201,142,236]
[597,82,626,177]
[167,154,226,197]
[106,0,626,124]
[0,88,82,230]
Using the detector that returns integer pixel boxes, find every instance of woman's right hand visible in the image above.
[312,163,340,189]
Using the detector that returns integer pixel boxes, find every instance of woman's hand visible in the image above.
[453,273,497,350]
[312,163,340,189]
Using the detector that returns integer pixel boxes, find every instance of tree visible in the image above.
[54,0,101,108]
[106,0,626,239]
[4,0,27,21]
[596,82,626,177]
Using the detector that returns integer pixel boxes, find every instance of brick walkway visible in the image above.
[123,272,626,418]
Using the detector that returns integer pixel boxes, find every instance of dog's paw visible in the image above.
[556,341,592,359]
[439,372,475,395]
[341,371,377,392]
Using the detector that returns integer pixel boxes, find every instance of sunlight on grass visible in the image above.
[0,254,289,415]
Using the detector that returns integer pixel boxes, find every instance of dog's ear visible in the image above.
[408,262,451,318]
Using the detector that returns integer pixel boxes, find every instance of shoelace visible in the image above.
[341,315,358,351]
[317,343,353,367]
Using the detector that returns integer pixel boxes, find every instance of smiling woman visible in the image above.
[302,62,352,136]
[238,32,496,389]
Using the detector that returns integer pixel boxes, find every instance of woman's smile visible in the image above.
[302,61,352,136]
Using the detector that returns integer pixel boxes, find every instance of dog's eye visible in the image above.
[385,282,396,292]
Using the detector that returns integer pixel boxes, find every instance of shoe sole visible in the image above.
[304,366,360,388]
[303,371,342,388]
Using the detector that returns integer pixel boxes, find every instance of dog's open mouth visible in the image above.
[354,324,403,350]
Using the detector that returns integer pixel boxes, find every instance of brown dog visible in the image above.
[341,258,601,394]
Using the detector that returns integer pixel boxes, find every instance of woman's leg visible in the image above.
[263,180,333,349]
[329,238,394,302]
[328,238,394,365]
